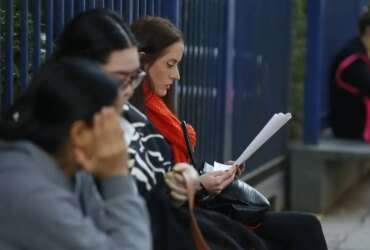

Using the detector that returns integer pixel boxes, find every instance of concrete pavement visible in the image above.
[321,174,370,250]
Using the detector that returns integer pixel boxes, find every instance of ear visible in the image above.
[139,52,150,71]
[139,51,146,58]
[69,120,93,148]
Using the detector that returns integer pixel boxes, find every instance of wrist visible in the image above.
[94,163,129,178]
[95,175,137,199]
[199,181,207,192]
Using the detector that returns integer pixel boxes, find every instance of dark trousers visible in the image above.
[255,212,328,250]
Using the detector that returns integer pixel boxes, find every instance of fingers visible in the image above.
[166,173,188,202]
[225,160,234,165]
[199,173,226,194]
[88,107,129,177]
[221,172,235,189]
[165,173,187,196]
[236,165,245,177]
[170,191,187,202]
[172,172,186,185]
[239,164,246,172]
[216,167,236,182]
[202,168,235,193]
[173,163,191,172]
[173,163,200,190]
[95,108,122,134]
[211,170,230,177]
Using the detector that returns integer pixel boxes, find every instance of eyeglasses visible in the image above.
[118,70,146,90]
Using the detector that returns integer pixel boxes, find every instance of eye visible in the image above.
[167,61,176,68]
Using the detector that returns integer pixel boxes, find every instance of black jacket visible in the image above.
[123,104,262,250]
[329,37,370,139]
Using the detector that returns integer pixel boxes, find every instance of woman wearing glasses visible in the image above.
[51,9,199,199]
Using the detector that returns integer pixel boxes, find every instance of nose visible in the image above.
[170,66,180,81]
[119,84,134,104]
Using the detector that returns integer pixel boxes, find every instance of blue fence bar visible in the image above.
[114,0,122,14]
[86,0,95,9]
[223,0,236,160]
[55,1,65,36]
[20,0,29,90]
[45,1,54,58]
[178,0,188,120]
[96,0,104,8]
[4,0,14,108]
[0,2,2,114]
[304,0,326,144]
[65,0,74,22]
[32,0,41,71]
[162,0,180,25]
[132,0,139,20]
[75,0,86,12]
[126,0,134,23]
[139,0,146,16]
[199,0,207,159]
[155,0,161,15]
[147,0,155,15]
[106,0,114,9]
[215,1,228,159]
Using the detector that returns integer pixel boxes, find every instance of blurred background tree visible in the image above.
[289,0,307,139]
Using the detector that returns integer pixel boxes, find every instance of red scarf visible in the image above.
[143,83,196,163]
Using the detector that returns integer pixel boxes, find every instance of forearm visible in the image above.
[95,175,152,250]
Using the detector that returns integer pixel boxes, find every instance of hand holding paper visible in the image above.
[203,113,292,172]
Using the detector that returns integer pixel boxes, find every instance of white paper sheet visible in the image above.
[202,113,292,172]
[234,113,291,165]
[213,161,232,171]
[203,161,232,172]
[203,162,214,172]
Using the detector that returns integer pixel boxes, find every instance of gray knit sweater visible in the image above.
[0,141,152,250]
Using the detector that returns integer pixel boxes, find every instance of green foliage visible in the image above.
[289,0,307,139]
[0,1,45,112]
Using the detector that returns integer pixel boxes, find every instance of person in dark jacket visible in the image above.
[0,59,151,250]
[330,11,370,141]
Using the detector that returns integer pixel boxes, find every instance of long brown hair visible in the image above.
[130,16,183,114]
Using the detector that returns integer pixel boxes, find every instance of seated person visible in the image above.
[0,59,151,250]
[330,10,370,141]
[130,15,328,250]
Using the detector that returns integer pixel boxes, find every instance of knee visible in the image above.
[299,214,323,232]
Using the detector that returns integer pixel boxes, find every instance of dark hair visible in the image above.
[359,10,370,36]
[130,16,183,114]
[0,59,118,154]
[52,9,137,64]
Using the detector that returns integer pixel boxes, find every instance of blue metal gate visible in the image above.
[0,0,178,110]
[0,0,293,171]
[0,0,229,163]
[231,0,292,170]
